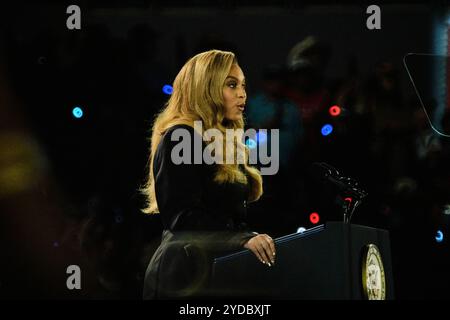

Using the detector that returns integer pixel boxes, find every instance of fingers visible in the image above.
[247,234,276,267]
[254,245,267,265]
[258,238,273,266]
[244,237,265,264]
[262,235,276,264]
[267,236,276,258]
[249,246,265,265]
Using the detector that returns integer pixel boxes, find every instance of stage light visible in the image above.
[321,124,333,136]
[435,230,444,243]
[309,212,320,224]
[245,138,257,149]
[72,106,83,119]
[256,131,267,144]
[297,227,306,234]
[329,105,341,117]
[443,204,450,215]
[162,84,173,95]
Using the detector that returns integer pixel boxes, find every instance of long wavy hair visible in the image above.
[142,49,263,214]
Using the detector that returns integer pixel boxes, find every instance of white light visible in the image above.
[297,227,306,234]
[443,204,450,215]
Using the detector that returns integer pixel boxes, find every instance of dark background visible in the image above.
[0,0,449,299]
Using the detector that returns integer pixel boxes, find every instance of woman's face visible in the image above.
[223,64,247,121]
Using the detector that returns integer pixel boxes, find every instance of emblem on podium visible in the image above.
[362,244,386,300]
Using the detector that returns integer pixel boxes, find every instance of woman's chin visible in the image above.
[224,115,242,122]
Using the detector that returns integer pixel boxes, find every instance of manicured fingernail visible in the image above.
[268,262,272,267]
[273,252,276,256]
[271,260,275,264]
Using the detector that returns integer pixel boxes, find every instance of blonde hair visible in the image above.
[142,49,263,214]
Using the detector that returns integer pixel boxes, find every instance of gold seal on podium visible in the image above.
[362,244,386,300]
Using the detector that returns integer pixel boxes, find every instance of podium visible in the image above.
[210,222,394,299]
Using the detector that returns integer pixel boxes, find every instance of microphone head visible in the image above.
[310,162,339,180]
[319,162,340,177]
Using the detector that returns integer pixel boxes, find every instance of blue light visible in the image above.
[256,131,267,144]
[162,85,173,95]
[246,138,257,149]
[435,230,444,243]
[321,124,333,136]
[72,107,83,119]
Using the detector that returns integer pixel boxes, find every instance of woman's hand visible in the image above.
[243,234,276,267]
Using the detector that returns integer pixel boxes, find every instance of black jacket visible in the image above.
[143,124,257,299]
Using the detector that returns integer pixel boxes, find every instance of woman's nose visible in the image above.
[238,87,246,98]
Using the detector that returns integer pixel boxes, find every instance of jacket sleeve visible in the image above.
[153,125,256,253]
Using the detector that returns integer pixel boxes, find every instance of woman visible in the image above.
[142,50,276,299]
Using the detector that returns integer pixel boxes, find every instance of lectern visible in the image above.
[210,222,394,299]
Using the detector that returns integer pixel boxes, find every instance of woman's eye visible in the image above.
[228,82,237,88]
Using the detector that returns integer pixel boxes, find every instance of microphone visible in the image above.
[310,162,367,200]
[310,162,368,223]
[317,162,340,177]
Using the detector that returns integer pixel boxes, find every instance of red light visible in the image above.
[344,197,353,202]
[329,105,341,117]
[309,212,320,224]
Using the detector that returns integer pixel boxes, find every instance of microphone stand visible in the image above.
[313,162,368,224]
[335,177,368,224]
[342,198,361,224]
